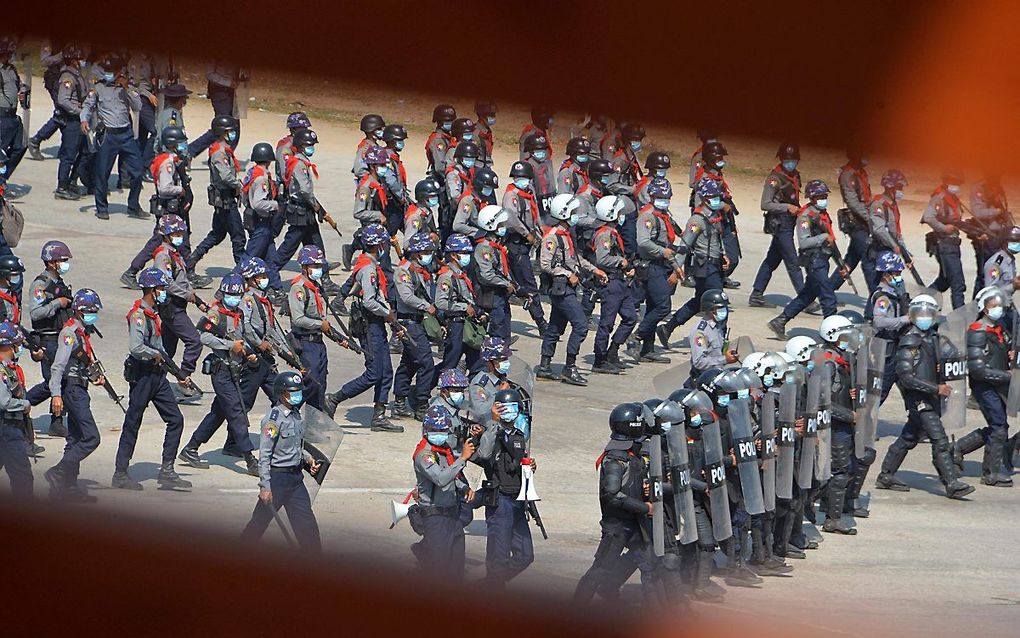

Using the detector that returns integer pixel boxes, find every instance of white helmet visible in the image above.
[549,194,580,221]
[975,286,1005,310]
[753,352,786,384]
[819,315,854,343]
[477,204,509,232]
[776,351,795,365]
[742,351,766,372]
[909,294,940,312]
[595,195,626,222]
[785,335,817,362]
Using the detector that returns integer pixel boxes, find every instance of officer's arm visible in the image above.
[56,75,81,116]
[239,303,264,350]
[157,254,192,300]
[294,164,315,206]
[477,246,513,289]
[355,268,387,318]
[211,150,239,188]
[351,147,368,179]
[921,197,950,233]
[198,311,234,352]
[417,451,467,488]
[79,90,96,123]
[983,260,1002,290]
[797,216,828,250]
[870,204,898,249]
[557,167,574,194]
[636,215,666,260]
[258,415,279,491]
[430,139,448,174]
[156,159,184,197]
[452,201,476,236]
[894,336,939,396]
[28,285,60,322]
[48,332,75,398]
[678,216,702,253]
[288,285,321,332]
[446,172,462,202]
[474,423,498,462]
[839,171,868,219]
[970,185,1001,220]
[872,297,908,331]
[827,363,855,425]
[595,235,624,268]
[600,457,647,515]
[250,179,279,214]
[760,176,788,214]
[0,374,28,412]
[966,328,1011,385]
[688,158,700,189]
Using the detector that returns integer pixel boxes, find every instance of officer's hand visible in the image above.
[259,489,272,504]
[755,438,762,453]
[465,489,475,503]
[722,256,731,270]
[153,353,164,365]
[231,340,245,354]
[426,304,437,316]
[621,258,629,269]
[786,204,800,214]
[937,383,952,397]
[849,388,858,401]
[31,349,45,362]
[321,320,332,333]
[57,297,72,308]
[147,94,158,107]
[595,269,608,284]
[198,302,210,313]
[93,375,106,387]
[80,121,89,134]
[247,354,258,363]
[667,272,679,286]
[308,459,321,475]
[839,266,849,278]
[663,248,676,260]
[50,397,63,417]
[529,458,538,473]
[460,440,476,460]
[645,502,655,517]
[904,260,913,270]
[466,305,476,317]
[258,340,273,352]
[725,350,739,364]
[508,282,517,295]
[411,488,421,503]
[469,424,484,438]
[643,480,650,498]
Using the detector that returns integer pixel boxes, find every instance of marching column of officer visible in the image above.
[589,196,637,374]
[921,171,968,310]
[391,233,438,421]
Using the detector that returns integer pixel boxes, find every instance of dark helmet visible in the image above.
[644,151,671,170]
[530,107,554,128]
[382,124,407,144]
[61,42,85,62]
[566,137,592,158]
[423,405,453,433]
[696,178,724,200]
[837,309,867,325]
[509,161,534,179]
[453,141,481,160]
[1005,226,1020,245]
[292,129,318,148]
[804,179,831,200]
[776,142,800,160]
[875,251,905,273]
[359,114,385,135]
[941,169,965,185]
[414,177,442,202]
[587,159,615,183]
[41,240,72,262]
[432,104,456,124]
[648,399,685,428]
[620,122,646,142]
[880,169,908,189]
[696,128,717,142]
[0,255,25,277]
[700,288,730,313]
[0,36,17,56]
[137,267,171,289]
[523,133,550,153]
[272,371,303,398]
[474,101,497,118]
[494,388,522,407]
[451,117,476,139]
[702,141,727,164]
[472,167,499,192]
[250,142,275,163]
[160,126,188,148]
[696,367,726,394]
[647,178,673,199]
[609,402,646,441]
[211,115,238,136]
[286,111,311,130]
[846,147,865,164]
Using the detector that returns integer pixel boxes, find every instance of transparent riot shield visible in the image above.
[815,363,833,482]
[666,426,698,545]
[644,435,665,557]
[940,306,971,434]
[1008,298,1020,416]
[653,361,691,396]
[760,389,778,512]
[235,79,251,119]
[798,365,822,490]
[776,370,800,500]
[508,356,536,420]
[702,419,733,542]
[301,406,346,505]
[860,336,888,456]
[467,356,535,429]
[735,335,755,360]
[727,398,765,515]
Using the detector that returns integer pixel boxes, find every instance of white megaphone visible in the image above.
[516,459,540,502]
[389,489,416,529]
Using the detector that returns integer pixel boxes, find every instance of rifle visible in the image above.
[157,349,206,395]
[264,330,305,371]
[19,52,32,146]
[322,291,364,355]
[954,201,995,241]
[896,239,926,287]
[527,500,548,540]
[84,358,127,414]
[821,211,860,296]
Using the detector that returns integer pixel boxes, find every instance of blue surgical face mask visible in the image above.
[576,154,589,164]
[514,177,531,190]
[374,129,384,139]
[427,196,440,208]
[915,317,934,331]
[629,141,642,151]
[533,150,548,161]
[496,359,511,375]
[569,213,580,226]
[103,72,115,83]
[717,395,731,407]
[255,276,269,290]
[223,294,242,308]
[426,431,449,446]
[600,175,611,185]
[782,160,798,172]
[171,236,184,247]
[481,186,493,197]
[82,313,99,326]
[947,184,961,194]
[988,305,1005,321]
[0,165,7,175]
[376,165,389,176]
[156,289,168,304]
[498,403,520,423]
[57,261,71,275]
[448,391,465,406]
[837,340,848,351]
[653,198,670,210]
[659,421,673,433]
[763,375,774,387]
[1008,242,1020,254]
[441,121,452,132]
[288,390,303,407]
[707,197,723,210]
[895,190,905,200]
[486,116,497,126]
[656,169,668,178]
[15,345,24,359]
[395,141,405,151]
[689,413,703,428]
[716,308,729,322]
[495,226,507,237]
[304,146,315,157]
[308,268,323,281]
[176,143,188,155]
[462,157,476,169]
[226,131,238,143]
[806,361,815,372]
[420,253,434,266]
[515,413,530,439]
[9,274,20,285]
[816,198,829,209]
[462,133,474,142]
[890,275,903,286]
[78,60,87,69]
[716,160,726,169]
[737,389,750,399]
[457,254,471,268]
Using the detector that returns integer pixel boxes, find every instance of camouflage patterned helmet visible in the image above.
[0,320,25,347]
[297,245,326,266]
[647,177,673,199]
[437,367,469,389]
[137,267,171,289]
[41,240,72,262]
[239,256,268,278]
[406,232,436,253]
[72,288,102,313]
[880,169,908,189]
[365,145,390,166]
[423,405,453,433]
[286,111,311,130]
[875,251,905,273]
[218,273,246,296]
[159,214,188,236]
[361,223,390,247]
[444,233,473,253]
[804,179,830,200]
[480,336,511,362]
[696,178,724,200]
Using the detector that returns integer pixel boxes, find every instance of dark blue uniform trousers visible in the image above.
[485,494,534,585]
[670,260,723,328]
[161,305,202,375]
[93,127,142,214]
[223,358,276,449]
[241,467,321,553]
[340,320,393,404]
[0,114,27,185]
[487,289,512,341]
[506,241,544,323]
[781,257,836,319]
[421,509,466,577]
[246,216,284,289]
[0,423,33,497]
[437,320,481,382]
[752,228,804,293]
[930,239,966,310]
[297,338,327,411]
[272,223,326,291]
[829,228,874,294]
[115,369,185,471]
[190,203,247,267]
[594,277,637,357]
[636,262,674,343]
[972,381,1009,451]
[60,383,101,484]
[56,117,91,187]
[187,367,254,452]
[393,321,435,407]
[541,288,589,358]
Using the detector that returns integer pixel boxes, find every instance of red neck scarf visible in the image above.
[65,318,94,360]
[358,175,389,209]
[0,289,19,324]
[549,226,576,257]
[127,299,161,335]
[209,142,241,172]
[353,254,388,297]
[642,204,677,243]
[593,225,625,253]
[439,265,474,294]
[291,275,325,314]
[413,437,456,465]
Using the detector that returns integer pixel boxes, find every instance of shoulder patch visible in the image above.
[695,333,707,347]
[545,239,555,250]
[399,272,411,283]
[440,281,450,292]
[208,312,219,325]
[263,421,278,438]
[135,315,145,327]
[800,219,811,230]
[244,298,254,311]
[643,219,653,228]
[876,297,890,310]
[423,451,436,467]
[295,288,305,300]
[482,251,492,261]
[768,178,778,187]
[602,238,612,249]
[33,288,47,301]
[63,333,75,346]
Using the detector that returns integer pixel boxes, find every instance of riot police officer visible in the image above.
[590,196,637,374]
[391,232,438,421]
[818,315,858,534]
[433,233,483,378]
[426,104,456,183]
[558,137,591,195]
[445,141,479,218]
[241,142,285,301]
[288,245,332,411]
[749,143,805,309]
[468,337,512,406]
[519,108,554,159]
[190,116,246,269]
[831,149,875,294]
[474,102,497,167]
[452,164,496,239]
[610,122,645,189]
[639,151,671,208]
[922,171,968,310]
[26,240,74,438]
[875,295,975,499]
[382,123,410,235]
[404,178,442,249]
[52,43,91,201]
[0,320,32,498]
[502,161,547,332]
[688,290,738,385]
[474,205,515,341]
[443,117,477,169]
[521,133,556,217]
[868,169,911,292]
[868,251,911,403]
[0,255,24,323]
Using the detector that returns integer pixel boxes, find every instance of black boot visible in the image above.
[371,403,403,433]
[112,470,143,491]
[178,445,210,469]
[721,536,762,587]
[748,290,776,308]
[157,461,193,490]
[390,398,414,418]
[244,453,259,477]
[27,137,44,160]
[320,273,342,296]
[560,364,588,386]
[982,434,1013,487]
[844,450,874,517]
[804,301,822,315]
[606,346,631,371]
[952,430,985,474]
[120,268,141,289]
[54,183,80,200]
[875,439,911,491]
[535,356,560,380]
[342,243,355,271]
[591,355,620,375]
[748,527,794,575]
[44,462,67,497]
[413,404,428,422]
[933,446,974,500]
[692,548,725,602]
[640,340,670,363]
[822,477,856,534]
[767,315,789,339]
[324,390,349,419]
[48,416,68,438]
[188,272,213,288]
[656,323,674,349]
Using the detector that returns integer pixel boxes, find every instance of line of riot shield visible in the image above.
[940,306,971,434]
[644,435,665,557]
[1008,302,1020,416]
[702,418,733,542]
[815,362,833,482]
[760,388,778,512]
[776,367,800,500]
[301,406,346,505]
[798,364,823,490]
[735,335,755,360]
[727,397,765,515]
[665,425,698,545]
[653,361,691,397]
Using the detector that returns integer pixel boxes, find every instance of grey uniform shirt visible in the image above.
[80,81,141,128]
[153,242,194,301]
[153,107,184,154]
[351,139,376,181]
[244,166,279,216]
[436,263,474,314]
[49,318,89,398]
[795,204,831,252]
[557,161,587,195]
[0,363,29,413]
[414,441,467,508]
[154,152,185,197]
[394,260,432,315]
[838,165,870,223]
[453,193,483,238]
[127,300,163,361]
[286,152,316,208]
[689,317,727,372]
[679,208,725,260]
[403,204,437,245]
[871,283,909,333]
[258,406,313,491]
[352,255,390,318]
[29,271,67,330]
[198,303,246,365]
[760,168,801,215]
[0,63,21,109]
[593,224,627,270]
[502,186,540,239]
[426,130,452,175]
[209,142,241,190]
[241,291,287,350]
[128,53,156,100]
[984,249,1017,292]
[289,276,326,335]
[971,181,1007,235]
[636,206,683,269]
[353,177,385,224]
[540,227,597,278]
[56,66,88,116]
[869,194,903,251]
[475,238,513,290]
[445,163,471,203]
[921,190,960,237]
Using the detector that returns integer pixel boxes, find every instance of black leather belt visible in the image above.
[397,312,423,321]
[106,125,131,134]
[0,108,16,117]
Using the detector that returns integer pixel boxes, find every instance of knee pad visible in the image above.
[858,447,877,466]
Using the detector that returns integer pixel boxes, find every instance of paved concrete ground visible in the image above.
[4,77,1018,636]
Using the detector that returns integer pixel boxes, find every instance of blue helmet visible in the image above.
[72,288,102,313]
[437,368,468,389]
[444,233,473,253]
[286,111,311,130]
[881,169,908,189]
[137,267,172,289]
[804,179,830,200]
[361,223,390,247]
[423,405,453,433]
[647,177,672,199]
[407,232,436,253]
[696,178,724,199]
[239,256,268,279]
[159,214,188,236]
[480,336,511,362]
[297,245,326,266]
[875,251,905,272]
[219,273,246,295]
[40,240,72,262]
[0,320,24,347]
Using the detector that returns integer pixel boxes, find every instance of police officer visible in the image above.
[749,143,806,309]
[352,113,385,183]
[522,133,556,218]
[426,104,456,189]
[52,44,92,201]
[475,102,497,167]
[179,274,260,476]
[519,108,553,159]
[404,178,442,250]
[241,371,322,554]
[445,142,479,221]
[349,145,394,269]
[114,267,191,491]
[190,116,246,269]
[558,137,591,195]
[415,404,476,577]
[0,37,28,189]
[475,205,515,341]
[537,194,607,385]
[25,240,74,438]
[640,151,671,208]
[818,315,859,534]
[690,141,741,289]
[391,233,438,421]
[44,288,104,502]
[0,320,32,498]
[382,123,410,235]
[831,149,875,294]
[610,123,644,189]
[875,295,975,499]
[952,286,1013,487]
[287,245,332,411]
[429,368,470,446]
[324,224,401,433]
[656,179,728,347]
[689,291,738,388]
[153,214,208,402]
[688,128,717,188]
[630,179,683,364]
[590,196,637,374]
[443,117,477,170]
[27,41,69,163]
[574,402,657,604]
[189,62,246,154]
[922,171,968,310]
[152,83,193,157]
[983,226,1020,293]
[869,251,911,404]
[79,53,144,220]
[469,337,513,403]
[970,173,1012,291]
[502,161,547,332]
[241,142,285,301]
[767,179,844,337]
[0,255,24,323]
[276,111,311,182]
[474,388,535,588]
[868,169,911,292]
[432,233,483,378]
